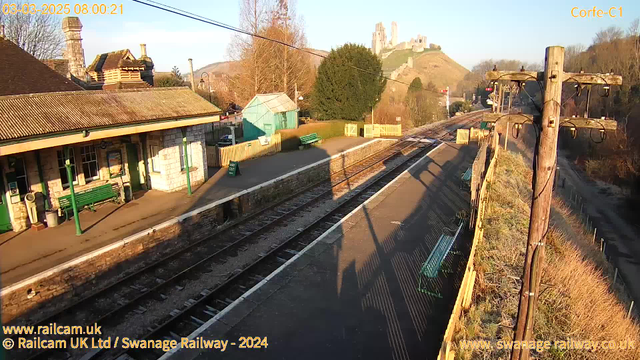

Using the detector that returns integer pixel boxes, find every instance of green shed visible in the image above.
[242,93,298,141]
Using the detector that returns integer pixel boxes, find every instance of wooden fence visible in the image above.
[207,133,282,168]
[363,124,402,138]
[438,131,499,360]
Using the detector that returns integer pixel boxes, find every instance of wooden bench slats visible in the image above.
[462,167,472,182]
[300,133,321,145]
[58,183,119,218]
[420,234,456,278]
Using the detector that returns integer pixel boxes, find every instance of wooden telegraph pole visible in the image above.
[484,46,622,360]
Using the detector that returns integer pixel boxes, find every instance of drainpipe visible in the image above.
[35,150,49,211]
[64,146,82,235]
[181,128,192,196]
[140,133,150,190]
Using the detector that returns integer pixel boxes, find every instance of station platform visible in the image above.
[0,136,372,288]
[169,142,477,360]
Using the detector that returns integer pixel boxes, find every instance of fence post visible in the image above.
[570,188,573,203]
[600,238,604,252]
[613,268,618,285]
[592,228,597,243]
[628,301,635,319]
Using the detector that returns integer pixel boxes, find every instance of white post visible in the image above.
[593,228,597,243]
[628,301,635,319]
[188,58,196,92]
[613,268,618,284]
[446,86,450,118]
[504,121,509,150]
[229,126,236,146]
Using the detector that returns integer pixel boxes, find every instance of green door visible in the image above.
[263,123,273,137]
[0,169,12,232]
[126,143,142,192]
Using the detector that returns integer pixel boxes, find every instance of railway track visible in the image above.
[8,112,482,360]
[117,139,437,360]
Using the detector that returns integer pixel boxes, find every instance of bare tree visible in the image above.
[593,26,624,44]
[227,0,313,105]
[0,0,64,59]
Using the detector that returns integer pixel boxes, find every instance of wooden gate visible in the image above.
[344,123,358,137]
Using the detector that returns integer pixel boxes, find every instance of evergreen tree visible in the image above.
[312,44,386,120]
[408,77,423,93]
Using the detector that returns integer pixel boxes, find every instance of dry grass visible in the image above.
[454,150,640,359]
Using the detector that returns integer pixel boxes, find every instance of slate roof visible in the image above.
[0,37,83,96]
[0,87,222,142]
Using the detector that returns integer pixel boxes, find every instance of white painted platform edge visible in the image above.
[158,142,445,360]
[0,138,392,296]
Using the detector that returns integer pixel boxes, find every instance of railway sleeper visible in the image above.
[190,316,205,326]
[184,299,197,307]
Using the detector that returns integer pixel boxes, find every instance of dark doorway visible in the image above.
[126,143,142,192]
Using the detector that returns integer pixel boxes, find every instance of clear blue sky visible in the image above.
[43,0,640,72]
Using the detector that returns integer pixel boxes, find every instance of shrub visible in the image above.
[277,120,362,151]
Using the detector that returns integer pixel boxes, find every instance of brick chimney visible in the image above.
[62,17,86,80]
[140,43,147,58]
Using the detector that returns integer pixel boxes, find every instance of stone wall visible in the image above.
[149,126,207,192]
[0,139,395,323]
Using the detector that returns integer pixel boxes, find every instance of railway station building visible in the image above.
[0,37,222,233]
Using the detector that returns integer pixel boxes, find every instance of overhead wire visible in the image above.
[131,0,442,95]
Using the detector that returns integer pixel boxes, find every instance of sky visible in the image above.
[38,0,640,72]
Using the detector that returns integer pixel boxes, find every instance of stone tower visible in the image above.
[391,21,398,47]
[62,17,86,80]
[371,22,387,56]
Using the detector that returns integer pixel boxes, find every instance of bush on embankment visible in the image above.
[278,120,363,151]
[454,150,640,360]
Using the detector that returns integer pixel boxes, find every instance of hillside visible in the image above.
[193,48,328,78]
[194,60,239,78]
[384,50,469,96]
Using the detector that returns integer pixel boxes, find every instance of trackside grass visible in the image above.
[453,150,640,359]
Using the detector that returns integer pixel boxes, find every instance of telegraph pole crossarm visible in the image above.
[483,47,623,360]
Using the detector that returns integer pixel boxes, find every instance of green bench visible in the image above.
[300,133,321,146]
[58,183,120,220]
[461,167,472,189]
[418,222,464,297]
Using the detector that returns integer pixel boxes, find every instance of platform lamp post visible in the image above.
[200,72,211,103]
[181,128,192,196]
[64,146,82,235]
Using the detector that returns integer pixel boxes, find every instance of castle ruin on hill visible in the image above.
[371,21,430,56]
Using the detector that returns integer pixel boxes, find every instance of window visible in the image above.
[179,142,194,170]
[57,149,77,189]
[80,145,99,182]
[13,158,29,196]
[150,145,161,173]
